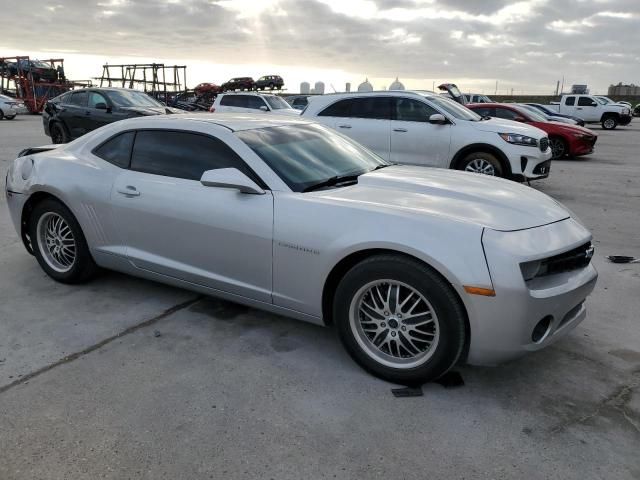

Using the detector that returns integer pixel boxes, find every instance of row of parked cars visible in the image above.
[42,85,632,183]
[8,88,600,385]
[193,75,285,94]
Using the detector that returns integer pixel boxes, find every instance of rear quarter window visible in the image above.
[318,99,352,117]
[92,131,135,168]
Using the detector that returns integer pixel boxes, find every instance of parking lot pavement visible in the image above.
[1,116,639,479]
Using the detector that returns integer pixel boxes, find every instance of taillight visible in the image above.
[209,106,215,113]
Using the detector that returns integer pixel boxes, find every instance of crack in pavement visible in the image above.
[0,295,203,395]
[551,376,640,435]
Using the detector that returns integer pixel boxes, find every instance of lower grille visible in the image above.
[539,137,549,152]
[533,160,551,175]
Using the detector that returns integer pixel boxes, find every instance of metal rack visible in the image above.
[97,63,188,99]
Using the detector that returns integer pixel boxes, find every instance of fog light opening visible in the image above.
[532,315,553,343]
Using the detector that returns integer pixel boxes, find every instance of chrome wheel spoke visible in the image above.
[351,279,440,369]
[37,212,76,273]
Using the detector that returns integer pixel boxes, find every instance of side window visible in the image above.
[565,96,575,106]
[394,98,438,122]
[472,107,495,117]
[130,130,254,181]
[578,96,595,106]
[221,96,242,107]
[494,108,520,120]
[88,92,108,108]
[319,99,352,117]
[70,91,88,107]
[247,96,267,110]
[93,131,134,168]
[349,97,391,120]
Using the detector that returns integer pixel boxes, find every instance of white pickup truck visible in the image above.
[549,94,632,130]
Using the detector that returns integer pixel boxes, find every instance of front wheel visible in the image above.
[550,136,568,159]
[334,255,466,385]
[0,109,4,120]
[29,198,98,283]
[458,152,503,177]
[602,116,618,130]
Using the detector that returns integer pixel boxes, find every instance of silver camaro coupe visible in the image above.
[5,114,598,384]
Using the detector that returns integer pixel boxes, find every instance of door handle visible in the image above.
[338,124,352,129]
[117,186,140,197]
[576,107,582,110]
[393,128,408,132]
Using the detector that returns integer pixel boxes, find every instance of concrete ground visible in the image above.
[0,116,638,480]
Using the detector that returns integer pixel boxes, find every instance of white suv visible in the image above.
[210,93,300,116]
[302,91,552,180]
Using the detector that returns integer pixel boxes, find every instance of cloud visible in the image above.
[0,0,638,92]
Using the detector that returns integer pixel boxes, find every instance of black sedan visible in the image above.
[42,88,182,143]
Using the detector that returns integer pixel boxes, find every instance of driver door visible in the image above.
[110,129,274,302]
[84,91,113,132]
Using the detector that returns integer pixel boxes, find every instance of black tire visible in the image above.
[0,109,4,120]
[268,83,274,90]
[601,116,618,130]
[333,254,466,385]
[6,114,16,120]
[50,121,69,144]
[29,198,98,284]
[457,151,503,177]
[549,136,568,159]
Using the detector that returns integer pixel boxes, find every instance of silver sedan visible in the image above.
[5,114,598,384]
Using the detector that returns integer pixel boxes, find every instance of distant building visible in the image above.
[570,84,589,94]
[300,82,310,94]
[389,77,405,90]
[608,83,640,96]
[314,81,325,95]
[357,78,373,92]
[345,82,351,93]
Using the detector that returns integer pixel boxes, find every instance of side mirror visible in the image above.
[590,102,598,107]
[94,102,108,110]
[428,113,447,124]
[259,105,269,112]
[200,168,265,195]
[514,116,527,122]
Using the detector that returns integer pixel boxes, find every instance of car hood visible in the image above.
[318,165,570,232]
[120,106,183,115]
[271,109,302,116]
[543,122,596,136]
[471,118,546,138]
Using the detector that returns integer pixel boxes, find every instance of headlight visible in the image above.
[623,108,630,115]
[520,260,543,281]
[498,132,538,147]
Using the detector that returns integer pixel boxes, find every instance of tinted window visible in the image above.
[565,96,575,106]
[472,106,495,117]
[425,95,481,121]
[578,97,595,106]
[349,97,391,120]
[319,99,352,117]
[70,91,88,107]
[107,90,163,108]
[394,98,437,122]
[264,96,290,110]
[131,130,251,181]
[88,92,108,108]
[495,108,521,120]
[93,131,134,168]
[220,95,246,107]
[247,96,267,110]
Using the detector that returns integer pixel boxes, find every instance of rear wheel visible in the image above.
[549,136,568,159]
[50,122,69,144]
[602,116,618,130]
[458,151,503,177]
[0,109,4,120]
[334,255,466,385]
[29,198,98,283]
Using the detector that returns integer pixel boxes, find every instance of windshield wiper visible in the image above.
[371,163,394,171]
[481,115,492,121]
[302,174,360,192]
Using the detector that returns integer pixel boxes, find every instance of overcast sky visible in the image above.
[1,0,638,94]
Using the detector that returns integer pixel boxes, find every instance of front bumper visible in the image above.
[463,218,597,365]
[505,144,553,181]
[571,135,597,156]
[619,115,632,126]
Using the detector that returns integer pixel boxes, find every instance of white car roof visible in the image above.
[219,92,279,97]
[304,90,438,114]
[113,112,314,132]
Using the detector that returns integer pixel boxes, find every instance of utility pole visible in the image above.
[555,80,560,96]
[560,76,565,95]
[495,80,498,95]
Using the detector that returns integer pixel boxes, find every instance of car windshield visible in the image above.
[517,104,549,122]
[263,95,291,110]
[236,124,390,192]
[108,90,164,108]
[530,103,553,115]
[32,60,52,69]
[424,95,482,121]
[596,97,612,105]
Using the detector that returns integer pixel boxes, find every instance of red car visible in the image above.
[467,103,597,159]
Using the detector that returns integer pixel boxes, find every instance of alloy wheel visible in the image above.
[349,280,440,369]
[464,158,496,176]
[36,212,76,273]
[550,138,566,159]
